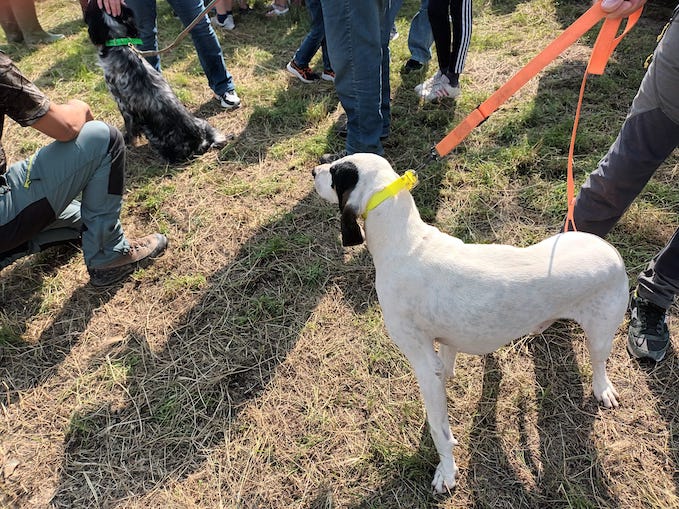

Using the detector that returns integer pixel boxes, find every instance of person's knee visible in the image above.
[78,121,126,195]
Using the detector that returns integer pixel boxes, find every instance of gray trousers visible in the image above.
[572,4,679,309]
[0,121,129,270]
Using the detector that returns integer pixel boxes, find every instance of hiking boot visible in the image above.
[88,233,168,287]
[216,90,241,109]
[319,151,348,164]
[627,291,670,362]
[419,73,460,102]
[286,60,320,84]
[403,58,424,73]
[321,69,335,82]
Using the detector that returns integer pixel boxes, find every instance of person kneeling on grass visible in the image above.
[0,51,167,287]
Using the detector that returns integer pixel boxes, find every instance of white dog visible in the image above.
[312,153,629,494]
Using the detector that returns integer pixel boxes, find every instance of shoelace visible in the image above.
[639,301,666,335]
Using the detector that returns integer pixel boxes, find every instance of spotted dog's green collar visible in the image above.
[104,38,142,47]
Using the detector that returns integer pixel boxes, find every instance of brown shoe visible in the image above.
[88,233,168,287]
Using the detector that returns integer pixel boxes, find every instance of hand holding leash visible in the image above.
[600,0,647,19]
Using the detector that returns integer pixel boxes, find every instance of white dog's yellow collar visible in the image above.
[362,170,418,219]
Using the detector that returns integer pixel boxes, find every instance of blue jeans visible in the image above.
[321,0,400,154]
[293,0,331,70]
[125,0,235,96]
[0,121,129,269]
[408,0,433,64]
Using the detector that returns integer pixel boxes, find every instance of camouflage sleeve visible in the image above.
[0,51,50,127]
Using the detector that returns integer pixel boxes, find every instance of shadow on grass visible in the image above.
[45,191,376,506]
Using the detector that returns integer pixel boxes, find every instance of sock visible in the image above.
[445,71,460,87]
[217,11,231,23]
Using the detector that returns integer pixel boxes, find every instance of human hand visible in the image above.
[599,0,646,18]
[97,0,124,17]
[66,99,94,122]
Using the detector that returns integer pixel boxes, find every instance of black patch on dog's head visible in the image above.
[85,0,139,46]
[330,161,364,246]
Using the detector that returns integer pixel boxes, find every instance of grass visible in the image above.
[1,0,679,507]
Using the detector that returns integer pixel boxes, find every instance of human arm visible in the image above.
[600,0,646,19]
[97,0,124,17]
[31,100,94,142]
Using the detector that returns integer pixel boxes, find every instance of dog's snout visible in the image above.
[311,168,317,177]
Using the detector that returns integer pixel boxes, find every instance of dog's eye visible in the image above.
[330,182,335,189]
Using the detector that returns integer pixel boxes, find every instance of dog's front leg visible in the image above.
[121,111,141,146]
[396,338,459,493]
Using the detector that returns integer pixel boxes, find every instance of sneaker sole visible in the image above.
[216,95,241,109]
[626,334,668,362]
[286,62,318,84]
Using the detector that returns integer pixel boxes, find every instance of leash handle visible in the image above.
[135,0,220,57]
[435,1,612,158]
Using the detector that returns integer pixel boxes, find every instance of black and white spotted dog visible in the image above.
[84,0,227,163]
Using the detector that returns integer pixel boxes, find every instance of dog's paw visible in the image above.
[594,378,620,409]
[431,461,458,494]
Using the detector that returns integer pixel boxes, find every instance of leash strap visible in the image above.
[135,0,220,57]
[434,1,641,158]
[362,170,419,219]
[564,8,642,231]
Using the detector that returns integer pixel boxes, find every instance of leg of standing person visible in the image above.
[213,0,235,30]
[418,0,469,100]
[571,6,679,361]
[404,0,433,72]
[125,0,162,71]
[165,0,240,108]
[0,1,22,42]
[2,0,64,44]
[320,0,389,157]
[447,0,472,87]
[287,0,325,83]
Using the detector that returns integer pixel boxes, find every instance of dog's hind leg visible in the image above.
[437,341,457,379]
[578,314,622,409]
[394,335,459,493]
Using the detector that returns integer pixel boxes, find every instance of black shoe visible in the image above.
[88,233,168,287]
[403,58,424,73]
[319,151,348,164]
[627,291,670,362]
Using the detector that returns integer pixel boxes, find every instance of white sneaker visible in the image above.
[216,90,241,109]
[419,74,460,102]
[414,70,442,94]
[213,14,235,30]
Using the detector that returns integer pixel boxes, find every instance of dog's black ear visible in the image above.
[330,161,364,246]
[330,161,359,212]
[118,5,140,38]
[84,0,107,45]
[340,206,364,246]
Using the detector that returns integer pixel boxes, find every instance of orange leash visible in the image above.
[435,2,642,158]
[564,9,642,231]
[434,2,643,231]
